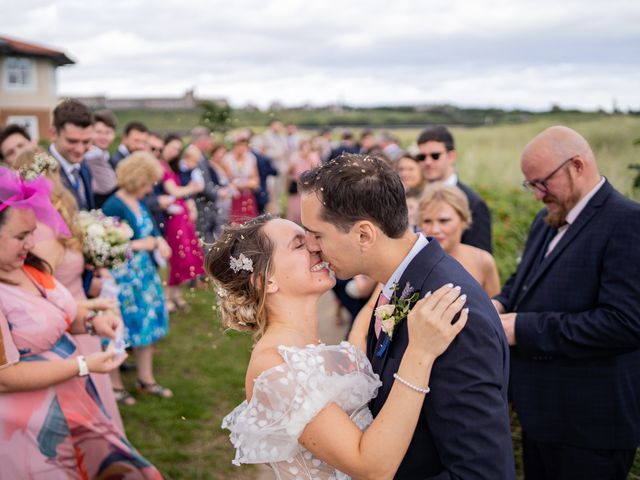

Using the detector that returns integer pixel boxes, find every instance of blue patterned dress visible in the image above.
[102,195,169,348]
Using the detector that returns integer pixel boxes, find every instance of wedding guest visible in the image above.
[205,144,234,238]
[249,131,279,215]
[84,109,118,208]
[261,120,289,213]
[0,124,35,167]
[158,135,205,310]
[145,131,175,233]
[0,167,161,479]
[110,121,149,169]
[286,138,320,224]
[48,100,95,211]
[397,153,427,195]
[359,129,376,154]
[379,131,403,163]
[495,126,640,479]
[417,125,493,252]
[224,134,259,224]
[14,149,125,429]
[418,185,500,297]
[102,152,173,404]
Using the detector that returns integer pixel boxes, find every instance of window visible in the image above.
[4,57,36,90]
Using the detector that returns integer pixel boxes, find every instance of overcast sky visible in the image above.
[2,0,639,110]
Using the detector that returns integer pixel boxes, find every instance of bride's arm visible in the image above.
[301,285,467,480]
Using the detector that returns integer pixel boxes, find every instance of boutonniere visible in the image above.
[375,282,419,357]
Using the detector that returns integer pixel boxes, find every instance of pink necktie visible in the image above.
[374,292,390,338]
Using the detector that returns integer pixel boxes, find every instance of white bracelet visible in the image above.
[393,373,430,394]
[76,355,90,377]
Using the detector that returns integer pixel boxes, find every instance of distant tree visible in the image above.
[199,101,232,132]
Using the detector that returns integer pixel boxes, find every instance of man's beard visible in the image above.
[543,174,581,228]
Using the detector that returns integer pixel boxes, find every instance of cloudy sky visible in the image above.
[2,0,639,110]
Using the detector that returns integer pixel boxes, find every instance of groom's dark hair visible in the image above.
[299,153,409,238]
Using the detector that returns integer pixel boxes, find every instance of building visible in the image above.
[74,89,228,111]
[0,35,74,140]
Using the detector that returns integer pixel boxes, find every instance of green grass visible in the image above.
[119,288,257,479]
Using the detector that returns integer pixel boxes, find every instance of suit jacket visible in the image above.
[367,240,514,479]
[109,144,129,169]
[494,180,640,449]
[252,149,278,214]
[457,181,492,253]
[51,148,95,211]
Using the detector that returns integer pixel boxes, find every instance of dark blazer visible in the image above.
[367,240,514,479]
[53,155,95,211]
[494,180,640,449]
[457,181,492,253]
[252,149,278,214]
[109,144,129,169]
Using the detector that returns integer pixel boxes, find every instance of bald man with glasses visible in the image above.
[416,125,493,252]
[494,126,640,479]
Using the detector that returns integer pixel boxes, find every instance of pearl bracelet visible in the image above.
[393,373,430,394]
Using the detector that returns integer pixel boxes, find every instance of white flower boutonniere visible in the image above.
[374,282,420,340]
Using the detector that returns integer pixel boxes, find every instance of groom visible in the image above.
[300,154,515,479]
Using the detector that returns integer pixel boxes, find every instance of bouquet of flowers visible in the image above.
[77,210,134,269]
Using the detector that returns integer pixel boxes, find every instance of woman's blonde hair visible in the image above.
[13,149,83,251]
[205,215,276,340]
[418,184,472,229]
[116,151,163,194]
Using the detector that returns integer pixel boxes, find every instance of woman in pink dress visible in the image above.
[0,167,161,479]
[15,149,127,420]
[224,135,259,224]
[286,138,321,224]
[159,134,206,310]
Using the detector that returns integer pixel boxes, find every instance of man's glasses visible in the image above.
[416,151,447,162]
[522,156,575,194]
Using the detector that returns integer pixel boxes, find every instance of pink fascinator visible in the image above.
[0,166,71,237]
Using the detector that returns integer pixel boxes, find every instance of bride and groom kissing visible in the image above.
[208,154,515,479]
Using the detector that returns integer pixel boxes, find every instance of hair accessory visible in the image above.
[216,286,228,298]
[229,253,253,273]
[0,166,70,237]
[17,152,58,180]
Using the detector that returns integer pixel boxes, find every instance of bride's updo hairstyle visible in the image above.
[205,215,276,338]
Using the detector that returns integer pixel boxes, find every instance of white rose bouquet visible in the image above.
[78,210,134,269]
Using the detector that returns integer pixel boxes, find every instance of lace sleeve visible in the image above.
[222,342,380,465]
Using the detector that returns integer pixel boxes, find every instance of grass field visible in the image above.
[117,114,640,479]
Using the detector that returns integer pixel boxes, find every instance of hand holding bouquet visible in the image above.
[78,210,134,269]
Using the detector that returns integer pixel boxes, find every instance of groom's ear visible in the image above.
[355,220,377,252]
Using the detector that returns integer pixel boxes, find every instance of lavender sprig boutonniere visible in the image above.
[374,282,419,357]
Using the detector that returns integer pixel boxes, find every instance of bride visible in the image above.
[207,215,468,480]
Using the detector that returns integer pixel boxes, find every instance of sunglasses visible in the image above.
[416,151,446,162]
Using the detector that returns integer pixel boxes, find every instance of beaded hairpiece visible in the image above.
[18,152,58,181]
[229,253,253,273]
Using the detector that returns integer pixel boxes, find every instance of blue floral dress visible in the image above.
[102,195,169,348]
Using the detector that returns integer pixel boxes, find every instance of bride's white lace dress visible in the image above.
[222,341,382,480]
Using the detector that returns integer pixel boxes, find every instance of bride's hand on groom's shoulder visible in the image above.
[407,284,469,359]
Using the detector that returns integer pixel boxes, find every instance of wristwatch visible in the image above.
[76,355,90,377]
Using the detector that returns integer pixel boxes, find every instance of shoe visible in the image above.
[136,379,173,398]
[174,297,191,312]
[165,299,177,313]
[113,388,136,406]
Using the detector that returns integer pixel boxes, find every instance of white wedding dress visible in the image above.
[222,341,382,480]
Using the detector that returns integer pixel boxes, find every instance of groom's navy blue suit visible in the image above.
[367,240,515,479]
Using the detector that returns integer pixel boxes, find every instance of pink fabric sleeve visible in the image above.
[0,307,20,369]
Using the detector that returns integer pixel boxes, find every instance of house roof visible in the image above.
[0,35,74,66]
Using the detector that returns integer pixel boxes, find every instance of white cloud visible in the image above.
[1,0,638,110]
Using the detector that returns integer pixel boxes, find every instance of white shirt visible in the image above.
[381,233,429,299]
[546,177,606,256]
[49,144,81,184]
[443,173,459,187]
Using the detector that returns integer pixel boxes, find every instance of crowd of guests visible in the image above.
[0,97,639,479]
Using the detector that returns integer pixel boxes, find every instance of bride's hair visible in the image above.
[205,215,275,338]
